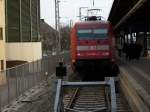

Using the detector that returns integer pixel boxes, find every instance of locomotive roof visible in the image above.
[74,20,111,28]
[75,20,110,25]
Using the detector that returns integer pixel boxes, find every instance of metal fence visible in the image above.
[0,52,70,111]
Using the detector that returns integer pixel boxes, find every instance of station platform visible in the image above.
[117,54,150,111]
[118,55,150,94]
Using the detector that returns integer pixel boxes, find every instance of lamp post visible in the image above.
[55,0,61,52]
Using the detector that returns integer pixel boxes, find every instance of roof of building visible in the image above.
[40,19,57,35]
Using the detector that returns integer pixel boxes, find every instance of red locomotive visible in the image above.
[70,16,119,79]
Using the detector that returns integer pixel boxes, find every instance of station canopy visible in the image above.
[108,0,150,33]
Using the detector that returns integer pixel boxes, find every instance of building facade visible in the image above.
[40,19,58,53]
[6,0,40,42]
[5,0,42,67]
[0,0,6,70]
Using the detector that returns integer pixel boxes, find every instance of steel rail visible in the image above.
[64,88,79,112]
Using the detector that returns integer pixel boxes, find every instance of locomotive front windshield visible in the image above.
[77,28,108,39]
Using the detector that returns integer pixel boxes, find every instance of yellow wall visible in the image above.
[0,0,6,85]
[0,0,6,70]
[6,42,42,62]
[0,41,5,60]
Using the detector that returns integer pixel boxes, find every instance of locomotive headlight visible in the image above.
[111,58,115,62]
[72,59,76,63]
[77,53,81,56]
[102,52,110,56]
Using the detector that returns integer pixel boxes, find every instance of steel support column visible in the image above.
[19,0,22,42]
[30,0,32,41]
[143,32,148,56]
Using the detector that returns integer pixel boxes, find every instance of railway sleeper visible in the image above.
[54,78,132,112]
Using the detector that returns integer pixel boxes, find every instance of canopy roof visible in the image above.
[108,0,150,32]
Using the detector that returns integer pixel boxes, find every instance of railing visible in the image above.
[0,52,70,111]
[54,79,64,112]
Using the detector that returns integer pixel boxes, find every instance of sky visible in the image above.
[40,0,114,28]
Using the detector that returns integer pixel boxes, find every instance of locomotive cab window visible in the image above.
[77,29,93,39]
[93,29,108,38]
[93,29,107,34]
[78,29,92,34]
[77,28,108,39]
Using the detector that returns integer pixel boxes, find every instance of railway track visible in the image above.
[63,85,132,112]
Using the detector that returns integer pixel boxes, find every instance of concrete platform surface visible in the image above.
[119,57,150,94]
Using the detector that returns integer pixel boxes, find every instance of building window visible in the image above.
[0,28,3,40]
